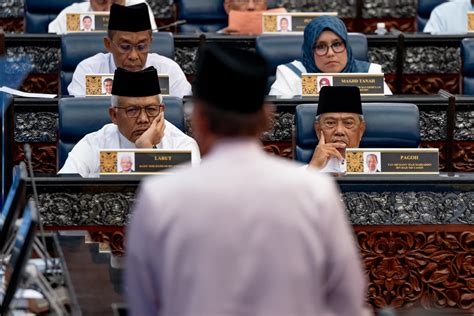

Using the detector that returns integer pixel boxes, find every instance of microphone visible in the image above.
[23,144,50,279]
[156,20,186,31]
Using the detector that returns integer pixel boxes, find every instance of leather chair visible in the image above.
[461,38,474,95]
[176,0,279,33]
[295,103,420,163]
[60,32,175,95]
[256,33,368,90]
[57,96,186,169]
[416,0,447,31]
[24,0,79,33]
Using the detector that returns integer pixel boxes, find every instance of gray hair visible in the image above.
[110,94,163,108]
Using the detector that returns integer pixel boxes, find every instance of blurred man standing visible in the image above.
[126,44,368,316]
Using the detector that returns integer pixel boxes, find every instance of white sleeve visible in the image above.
[167,61,192,98]
[125,184,161,315]
[48,10,67,34]
[423,7,444,34]
[58,137,98,178]
[269,64,300,97]
[311,177,368,315]
[67,60,93,96]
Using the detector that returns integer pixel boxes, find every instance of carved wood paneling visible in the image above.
[356,229,474,311]
[13,143,57,174]
[0,18,23,33]
[263,141,293,159]
[421,141,474,172]
[401,74,460,95]
[361,18,416,33]
[20,74,59,95]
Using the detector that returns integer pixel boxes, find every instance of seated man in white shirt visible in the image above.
[67,3,191,98]
[424,0,473,34]
[59,66,200,177]
[308,86,366,172]
[48,0,157,34]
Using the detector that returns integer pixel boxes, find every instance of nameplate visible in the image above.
[66,12,109,32]
[302,73,385,96]
[262,12,337,33]
[345,148,439,174]
[99,149,191,175]
[85,74,170,96]
[468,12,474,32]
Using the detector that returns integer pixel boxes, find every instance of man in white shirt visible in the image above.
[59,66,199,177]
[48,0,157,34]
[308,86,366,173]
[424,0,473,34]
[126,44,368,316]
[67,3,191,98]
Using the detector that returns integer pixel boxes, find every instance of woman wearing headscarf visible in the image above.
[269,16,392,96]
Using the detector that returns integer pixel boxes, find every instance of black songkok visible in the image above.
[317,86,363,115]
[193,43,269,113]
[108,3,151,32]
[112,66,161,97]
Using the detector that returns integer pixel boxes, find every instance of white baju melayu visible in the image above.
[423,0,472,34]
[67,53,191,98]
[126,139,369,316]
[58,121,200,178]
[269,60,393,97]
[48,0,158,34]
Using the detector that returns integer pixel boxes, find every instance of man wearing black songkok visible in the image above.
[308,86,366,172]
[126,44,368,316]
[68,3,190,98]
[59,66,199,177]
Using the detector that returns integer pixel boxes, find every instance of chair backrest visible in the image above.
[256,33,368,89]
[24,0,79,33]
[60,32,175,95]
[416,0,447,31]
[57,96,185,169]
[461,38,474,95]
[176,0,279,32]
[295,103,421,163]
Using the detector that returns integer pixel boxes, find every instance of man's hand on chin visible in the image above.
[135,112,165,148]
[308,132,346,169]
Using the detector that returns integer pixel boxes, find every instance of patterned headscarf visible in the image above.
[301,15,370,73]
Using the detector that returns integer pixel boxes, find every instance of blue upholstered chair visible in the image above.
[60,32,175,96]
[416,0,447,31]
[175,0,279,33]
[255,33,368,89]
[57,96,186,169]
[461,38,474,95]
[24,0,79,33]
[294,103,421,163]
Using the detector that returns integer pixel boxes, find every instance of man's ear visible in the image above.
[104,36,112,53]
[109,107,118,125]
[223,0,231,14]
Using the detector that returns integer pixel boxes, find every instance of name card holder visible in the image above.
[262,12,337,34]
[66,12,110,32]
[85,74,170,96]
[302,73,385,96]
[468,12,474,32]
[99,149,192,176]
[345,148,439,174]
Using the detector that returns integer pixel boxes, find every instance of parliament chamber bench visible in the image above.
[24,173,474,314]
[4,32,474,96]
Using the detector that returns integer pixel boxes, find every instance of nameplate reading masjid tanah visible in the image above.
[99,149,192,176]
[302,73,385,96]
[345,148,439,175]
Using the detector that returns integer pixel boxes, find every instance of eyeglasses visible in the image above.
[313,41,346,56]
[320,118,358,130]
[110,40,149,54]
[114,105,161,118]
